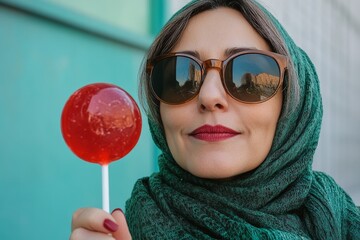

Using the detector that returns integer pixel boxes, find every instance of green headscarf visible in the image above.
[126,1,360,239]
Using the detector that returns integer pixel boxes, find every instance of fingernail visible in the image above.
[103,218,119,232]
[111,208,123,214]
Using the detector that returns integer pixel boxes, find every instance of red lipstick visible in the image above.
[189,124,240,142]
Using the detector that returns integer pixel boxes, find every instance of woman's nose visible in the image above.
[197,69,228,112]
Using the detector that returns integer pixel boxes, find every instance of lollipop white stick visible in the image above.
[102,164,110,213]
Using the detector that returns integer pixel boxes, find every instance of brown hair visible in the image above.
[139,0,299,125]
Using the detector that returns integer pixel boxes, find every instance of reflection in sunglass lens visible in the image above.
[151,56,202,104]
[225,54,280,102]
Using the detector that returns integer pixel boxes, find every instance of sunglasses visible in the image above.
[147,49,288,105]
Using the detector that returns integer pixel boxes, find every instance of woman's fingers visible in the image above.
[111,208,132,240]
[71,208,118,234]
[70,207,132,240]
[70,228,116,240]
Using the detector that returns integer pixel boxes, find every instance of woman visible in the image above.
[70,0,360,239]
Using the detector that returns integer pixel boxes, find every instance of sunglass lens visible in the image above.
[225,54,281,102]
[151,56,202,104]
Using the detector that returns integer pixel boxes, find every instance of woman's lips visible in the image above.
[189,124,240,142]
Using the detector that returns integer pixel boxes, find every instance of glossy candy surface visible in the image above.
[61,83,142,165]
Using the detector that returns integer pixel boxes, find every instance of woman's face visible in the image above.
[160,7,283,179]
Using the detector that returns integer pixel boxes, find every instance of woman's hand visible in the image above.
[70,208,132,240]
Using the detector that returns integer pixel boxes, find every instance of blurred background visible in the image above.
[0,0,359,239]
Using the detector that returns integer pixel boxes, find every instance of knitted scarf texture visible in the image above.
[126,1,360,239]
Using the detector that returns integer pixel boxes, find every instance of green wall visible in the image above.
[0,1,165,239]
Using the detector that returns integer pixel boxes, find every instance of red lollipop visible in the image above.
[61,83,142,211]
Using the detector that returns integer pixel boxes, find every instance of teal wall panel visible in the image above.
[0,2,156,239]
[48,0,150,35]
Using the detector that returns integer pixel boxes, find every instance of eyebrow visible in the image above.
[224,47,258,57]
[175,47,258,59]
[178,50,201,59]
